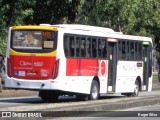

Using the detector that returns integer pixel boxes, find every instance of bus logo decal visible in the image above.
[41,69,48,77]
[20,61,32,66]
[27,71,37,76]
[99,60,107,76]
[14,71,25,76]
[34,62,43,67]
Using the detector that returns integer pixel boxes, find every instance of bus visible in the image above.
[5,24,153,101]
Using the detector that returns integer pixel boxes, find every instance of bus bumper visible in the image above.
[4,76,57,90]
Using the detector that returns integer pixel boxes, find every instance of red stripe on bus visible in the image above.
[66,58,107,76]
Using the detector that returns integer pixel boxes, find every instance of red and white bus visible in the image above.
[5,24,153,101]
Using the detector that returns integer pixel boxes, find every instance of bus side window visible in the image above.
[122,41,126,59]
[64,35,75,57]
[81,38,86,57]
[98,39,102,58]
[118,41,122,59]
[92,38,97,58]
[64,36,69,57]
[86,38,91,57]
[75,37,80,57]
[138,42,142,60]
[135,42,138,60]
[98,39,107,59]
[126,42,129,59]
[70,37,75,57]
[130,42,134,60]
[103,40,107,58]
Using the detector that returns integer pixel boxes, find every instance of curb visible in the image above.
[41,96,160,117]
[64,97,160,111]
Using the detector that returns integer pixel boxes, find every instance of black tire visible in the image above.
[89,80,99,100]
[0,84,2,92]
[0,76,2,92]
[39,90,59,102]
[132,80,139,96]
[122,80,139,97]
[76,94,89,101]
[158,71,160,83]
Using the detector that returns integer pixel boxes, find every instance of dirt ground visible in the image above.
[0,80,160,98]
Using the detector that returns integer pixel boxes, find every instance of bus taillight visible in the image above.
[7,57,11,77]
[52,59,59,79]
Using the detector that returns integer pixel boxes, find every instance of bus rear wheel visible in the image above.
[132,80,139,96]
[89,80,99,100]
[122,80,139,97]
[39,90,59,102]
[76,80,99,101]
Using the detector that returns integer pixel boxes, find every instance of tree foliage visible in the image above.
[0,0,160,55]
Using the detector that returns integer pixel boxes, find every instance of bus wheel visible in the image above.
[0,78,2,92]
[0,84,2,92]
[89,80,99,100]
[76,94,89,101]
[39,90,59,102]
[132,80,139,97]
[122,80,139,97]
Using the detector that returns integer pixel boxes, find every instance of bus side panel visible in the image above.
[66,58,99,76]
[115,61,143,93]
[80,59,98,76]
[62,58,108,94]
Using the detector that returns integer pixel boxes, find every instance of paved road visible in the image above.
[0,90,160,119]
[0,90,160,108]
[55,105,160,120]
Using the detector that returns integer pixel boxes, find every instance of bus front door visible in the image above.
[142,42,152,91]
[107,42,117,93]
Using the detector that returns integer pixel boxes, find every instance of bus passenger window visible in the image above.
[98,39,107,59]
[102,40,107,58]
[75,38,80,57]
[64,36,75,57]
[118,41,122,59]
[92,39,97,58]
[138,43,142,60]
[70,37,75,57]
[81,38,86,57]
[64,36,69,57]
[135,42,138,60]
[122,41,126,59]
[86,39,91,57]
[126,42,131,60]
[98,40,102,58]
[130,42,134,60]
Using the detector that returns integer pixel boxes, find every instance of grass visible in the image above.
[153,75,158,81]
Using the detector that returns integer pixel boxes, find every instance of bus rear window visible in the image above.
[11,30,57,52]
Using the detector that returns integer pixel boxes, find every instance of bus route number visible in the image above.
[42,32,51,38]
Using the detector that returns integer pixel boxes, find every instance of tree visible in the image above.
[0,0,35,55]
[0,0,160,55]
[32,0,80,24]
[77,0,160,38]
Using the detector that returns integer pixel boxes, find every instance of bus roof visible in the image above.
[50,24,152,42]
[51,24,117,33]
[13,24,151,42]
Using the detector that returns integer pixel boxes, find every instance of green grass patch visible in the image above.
[153,75,158,81]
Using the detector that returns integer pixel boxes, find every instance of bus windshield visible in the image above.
[11,30,57,52]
